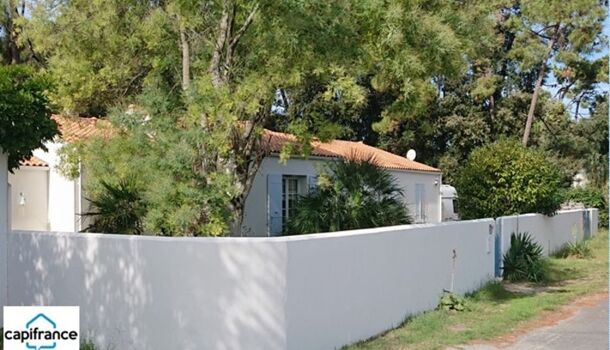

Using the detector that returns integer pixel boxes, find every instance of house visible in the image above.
[9,115,443,236]
[8,116,108,232]
[242,130,442,236]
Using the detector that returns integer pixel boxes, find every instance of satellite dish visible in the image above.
[406,149,416,161]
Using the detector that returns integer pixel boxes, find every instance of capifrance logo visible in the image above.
[3,306,80,350]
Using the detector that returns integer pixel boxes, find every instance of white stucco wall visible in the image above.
[495,209,599,276]
[9,232,289,350]
[9,218,494,350]
[0,151,8,324]
[283,219,494,349]
[33,141,85,232]
[391,170,442,224]
[590,208,599,232]
[8,167,49,231]
[242,156,442,236]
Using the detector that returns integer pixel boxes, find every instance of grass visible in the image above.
[553,240,593,259]
[345,230,608,350]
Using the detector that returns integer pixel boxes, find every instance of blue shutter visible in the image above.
[267,174,283,236]
[308,175,318,192]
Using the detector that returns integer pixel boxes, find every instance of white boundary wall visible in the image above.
[590,208,599,235]
[283,220,495,349]
[497,209,598,257]
[0,151,8,323]
[495,209,599,276]
[9,219,495,350]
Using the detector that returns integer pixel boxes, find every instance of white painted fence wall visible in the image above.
[9,219,495,350]
[495,209,599,276]
[590,208,599,235]
[497,209,598,257]
[0,151,8,324]
[9,232,289,350]
[283,220,495,349]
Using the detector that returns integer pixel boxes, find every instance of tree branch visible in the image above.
[228,3,259,50]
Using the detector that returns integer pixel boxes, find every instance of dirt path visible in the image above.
[447,292,609,350]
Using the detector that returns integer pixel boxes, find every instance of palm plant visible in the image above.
[285,157,411,235]
[81,180,146,234]
[502,232,545,282]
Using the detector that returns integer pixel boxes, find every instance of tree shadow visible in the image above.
[8,231,288,350]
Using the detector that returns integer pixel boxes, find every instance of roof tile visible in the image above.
[50,115,440,173]
[51,114,112,142]
[19,156,48,167]
[262,129,440,173]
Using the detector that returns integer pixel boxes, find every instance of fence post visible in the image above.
[583,209,591,240]
[0,150,8,323]
[494,218,502,278]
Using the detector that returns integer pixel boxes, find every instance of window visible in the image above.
[282,175,306,232]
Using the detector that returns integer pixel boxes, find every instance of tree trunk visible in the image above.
[230,201,246,236]
[209,5,231,87]
[180,23,190,91]
[522,25,559,146]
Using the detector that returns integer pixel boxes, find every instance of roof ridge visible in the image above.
[262,128,440,173]
[48,119,440,173]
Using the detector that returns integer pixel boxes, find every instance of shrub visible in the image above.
[0,65,58,170]
[563,186,608,227]
[502,232,546,283]
[81,180,146,234]
[437,291,468,312]
[455,139,564,219]
[555,240,592,259]
[285,157,411,235]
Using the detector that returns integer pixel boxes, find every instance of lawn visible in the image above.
[345,229,608,350]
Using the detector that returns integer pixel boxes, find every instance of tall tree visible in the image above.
[511,0,607,145]
[51,0,490,236]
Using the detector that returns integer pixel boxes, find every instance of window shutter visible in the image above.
[308,175,318,192]
[415,184,426,223]
[267,174,283,236]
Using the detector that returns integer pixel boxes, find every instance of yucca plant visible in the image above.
[502,232,545,283]
[81,180,146,234]
[285,157,411,235]
[556,240,592,259]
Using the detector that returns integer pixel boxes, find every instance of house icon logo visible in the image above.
[25,313,57,350]
[3,306,80,350]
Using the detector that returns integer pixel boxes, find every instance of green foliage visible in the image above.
[19,0,607,236]
[285,158,411,235]
[455,139,564,219]
[25,0,179,115]
[502,232,546,283]
[563,186,608,227]
[573,98,609,188]
[437,291,468,312]
[555,240,592,259]
[76,106,239,236]
[0,65,58,170]
[79,339,99,350]
[82,180,146,235]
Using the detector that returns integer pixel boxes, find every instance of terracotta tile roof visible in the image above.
[51,114,112,142]
[262,129,441,173]
[50,115,440,173]
[19,156,48,168]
